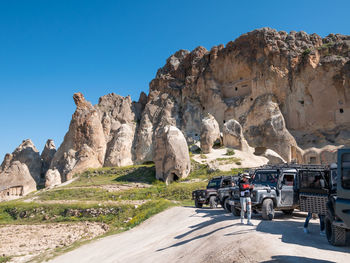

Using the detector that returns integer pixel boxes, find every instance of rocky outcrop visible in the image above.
[200,114,220,153]
[104,124,135,167]
[0,161,36,199]
[2,28,350,190]
[41,139,56,178]
[49,93,107,181]
[223,119,249,151]
[45,169,62,188]
[154,125,191,184]
[1,139,42,184]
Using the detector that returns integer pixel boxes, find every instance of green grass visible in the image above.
[68,164,156,187]
[216,157,241,165]
[317,42,334,50]
[37,181,208,202]
[200,153,207,159]
[0,256,11,263]
[0,200,174,229]
[226,149,235,156]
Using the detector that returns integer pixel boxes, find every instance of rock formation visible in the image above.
[41,139,56,178]
[222,119,249,151]
[154,125,191,184]
[200,114,221,153]
[2,28,350,189]
[0,161,36,200]
[49,93,107,181]
[45,168,61,188]
[1,139,42,184]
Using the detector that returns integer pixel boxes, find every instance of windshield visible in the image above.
[207,179,221,189]
[253,171,278,186]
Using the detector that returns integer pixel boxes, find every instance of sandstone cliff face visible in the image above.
[148,28,350,162]
[2,28,349,189]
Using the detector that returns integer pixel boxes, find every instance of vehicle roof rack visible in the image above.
[254,163,328,170]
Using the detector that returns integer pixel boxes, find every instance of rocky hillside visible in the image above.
[1,27,349,196]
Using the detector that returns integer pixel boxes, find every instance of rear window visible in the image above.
[299,170,327,189]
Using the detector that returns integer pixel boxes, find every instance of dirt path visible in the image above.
[48,207,350,263]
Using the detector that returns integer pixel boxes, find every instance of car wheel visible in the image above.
[325,214,346,246]
[232,205,241,217]
[262,199,274,220]
[224,198,232,213]
[195,199,203,208]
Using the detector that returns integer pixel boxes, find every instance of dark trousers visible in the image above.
[304,212,325,231]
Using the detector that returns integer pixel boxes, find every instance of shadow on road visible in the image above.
[156,208,242,252]
[261,255,335,263]
[158,207,350,254]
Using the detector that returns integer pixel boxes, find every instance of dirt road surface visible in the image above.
[48,207,350,263]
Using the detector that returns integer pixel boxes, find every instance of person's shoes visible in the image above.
[320,230,326,236]
[303,227,309,234]
[247,221,254,226]
[240,219,244,224]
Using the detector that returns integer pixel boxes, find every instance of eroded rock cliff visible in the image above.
[2,28,350,190]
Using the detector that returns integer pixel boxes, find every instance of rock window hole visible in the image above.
[171,173,179,182]
[202,107,205,110]
[235,87,238,91]
[250,98,253,101]
[340,108,344,113]
[223,120,226,124]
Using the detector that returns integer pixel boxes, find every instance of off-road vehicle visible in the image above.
[325,148,350,246]
[230,166,300,220]
[192,176,236,209]
[217,176,239,212]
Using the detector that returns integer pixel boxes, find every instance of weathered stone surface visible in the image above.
[104,124,135,167]
[45,168,62,188]
[263,149,286,165]
[154,125,191,184]
[50,93,106,181]
[1,139,42,184]
[200,114,220,153]
[223,119,249,151]
[0,161,36,199]
[41,139,56,178]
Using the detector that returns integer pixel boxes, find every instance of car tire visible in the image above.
[262,199,274,220]
[209,196,217,209]
[224,198,232,213]
[232,205,241,217]
[282,209,294,216]
[195,199,203,208]
[325,214,347,246]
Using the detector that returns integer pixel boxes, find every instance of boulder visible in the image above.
[45,169,62,188]
[0,161,36,200]
[200,114,220,153]
[49,93,106,182]
[222,119,249,151]
[154,125,191,184]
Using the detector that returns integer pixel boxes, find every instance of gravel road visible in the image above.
[48,207,350,263]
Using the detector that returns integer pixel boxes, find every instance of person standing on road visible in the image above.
[239,173,254,226]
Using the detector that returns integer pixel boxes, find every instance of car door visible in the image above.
[280,173,295,206]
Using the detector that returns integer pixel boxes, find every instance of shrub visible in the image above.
[226,149,235,156]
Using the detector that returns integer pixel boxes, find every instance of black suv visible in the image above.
[325,149,350,246]
[192,176,236,209]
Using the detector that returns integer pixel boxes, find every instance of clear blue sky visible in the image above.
[0,0,349,159]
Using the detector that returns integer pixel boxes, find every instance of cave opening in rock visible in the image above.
[167,173,179,183]
[340,108,344,113]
